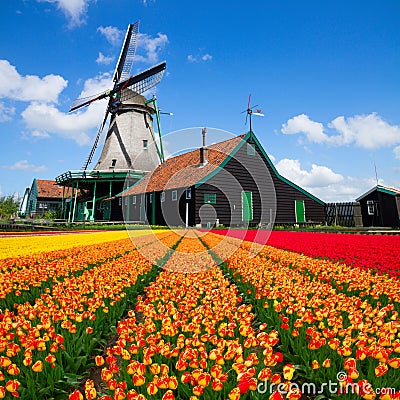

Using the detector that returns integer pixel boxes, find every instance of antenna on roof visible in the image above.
[241,94,264,132]
[374,162,379,186]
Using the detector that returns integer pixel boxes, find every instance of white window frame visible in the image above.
[160,191,165,202]
[186,188,191,200]
[367,200,375,216]
[172,190,177,201]
[132,196,136,205]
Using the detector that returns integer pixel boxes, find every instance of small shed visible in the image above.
[117,131,326,227]
[356,185,400,227]
[19,179,64,217]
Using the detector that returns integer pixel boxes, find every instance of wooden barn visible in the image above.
[356,185,400,227]
[117,130,326,227]
[19,179,64,218]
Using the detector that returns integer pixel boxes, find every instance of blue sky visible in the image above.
[1,0,399,202]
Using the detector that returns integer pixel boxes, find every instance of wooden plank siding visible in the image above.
[196,137,325,226]
[117,132,326,227]
[359,191,400,227]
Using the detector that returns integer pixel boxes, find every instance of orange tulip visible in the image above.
[132,374,146,386]
[388,357,400,368]
[375,363,388,377]
[212,378,223,391]
[5,380,20,393]
[32,360,44,372]
[228,387,241,400]
[283,364,295,380]
[270,391,284,400]
[68,390,83,400]
[311,360,320,369]
[192,385,204,396]
[162,390,175,400]
[146,382,158,395]
[7,364,20,376]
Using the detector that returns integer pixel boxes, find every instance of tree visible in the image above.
[0,195,20,220]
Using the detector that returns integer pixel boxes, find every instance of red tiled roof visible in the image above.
[36,179,64,198]
[122,134,246,195]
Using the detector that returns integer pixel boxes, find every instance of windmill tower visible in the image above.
[56,21,167,222]
[70,21,166,171]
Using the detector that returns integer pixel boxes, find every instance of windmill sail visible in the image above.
[69,62,166,113]
[113,22,139,84]
[68,20,166,171]
[69,90,110,113]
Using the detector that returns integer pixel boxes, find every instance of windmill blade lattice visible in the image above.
[119,62,166,102]
[114,22,139,84]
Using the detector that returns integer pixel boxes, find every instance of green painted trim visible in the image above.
[249,131,325,205]
[377,187,397,196]
[195,130,325,206]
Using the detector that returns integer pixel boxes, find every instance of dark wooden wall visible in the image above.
[360,191,400,227]
[196,138,325,226]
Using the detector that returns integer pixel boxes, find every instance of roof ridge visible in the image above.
[162,134,246,164]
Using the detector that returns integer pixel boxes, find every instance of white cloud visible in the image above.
[135,33,169,64]
[97,26,124,46]
[187,53,213,63]
[329,113,400,149]
[21,73,112,146]
[276,159,344,188]
[31,130,51,139]
[0,60,67,103]
[394,146,400,160]
[282,112,400,151]
[96,52,114,65]
[2,160,47,172]
[275,158,381,202]
[0,102,15,122]
[281,114,329,144]
[37,0,90,27]
[274,158,391,202]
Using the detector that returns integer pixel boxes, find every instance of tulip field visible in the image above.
[0,230,399,399]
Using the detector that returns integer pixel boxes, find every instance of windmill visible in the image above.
[241,94,264,132]
[70,21,167,171]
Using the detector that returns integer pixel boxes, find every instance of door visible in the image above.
[295,200,305,223]
[139,194,146,222]
[242,191,253,222]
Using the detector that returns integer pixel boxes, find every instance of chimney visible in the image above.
[200,127,208,166]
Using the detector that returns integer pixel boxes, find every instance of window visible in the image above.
[149,193,153,203]
[367,200,375,216]
[172,190,177,201]
[204,193,216,204]
[118,198,122,206]
[124,197,128,206]
[186,188,191,200]
[143,140,148,149]
[111,159,117,168]
[160,191,165,202]
[247,142,256,156]
[132,196,136,205]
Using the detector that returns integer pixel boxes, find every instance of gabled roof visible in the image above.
[119,131,325,205]
[356,185,400,201]
[121,134,246,195]
[117,131,325,205]
[35,179,64,199]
